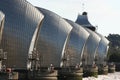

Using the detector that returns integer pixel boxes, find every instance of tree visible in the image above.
[107,34,120,62]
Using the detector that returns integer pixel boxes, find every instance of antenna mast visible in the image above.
[81,0,86,12]
[82,3,85,12]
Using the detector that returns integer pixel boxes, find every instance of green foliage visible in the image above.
[107,34,120,62]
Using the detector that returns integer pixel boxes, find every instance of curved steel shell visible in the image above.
[96,33,109,65]
[36,8,72,67]
[0,0,44,69]
[83,29,101,66]
[64,19,90,66]
[0,11,5,44]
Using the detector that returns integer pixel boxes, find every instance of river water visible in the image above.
[83,72,120,80]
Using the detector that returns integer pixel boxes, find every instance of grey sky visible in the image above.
[27,0,120,36]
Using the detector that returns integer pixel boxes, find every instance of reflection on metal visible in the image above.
[0,0,109,71]
[36,8,72,67]
[28,48,40,70]
[0,49,7,60]
[0,49,7,71]
[0,11,5,44]
[60,35,71,67]
[76,12,96,31]
[0,0,44,69]
[64,19,90,67]
[28,15,44,70]
[82,29,101,66]
[96,33,109,65]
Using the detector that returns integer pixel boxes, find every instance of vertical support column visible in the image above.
[108,63,115,73]
[90,66,98,78]
[0,72,7,80]
[98,65,108,75]
[58,67,83,80]
[8,72,19,80]
[83,65,98,78]
[28,69,58,80]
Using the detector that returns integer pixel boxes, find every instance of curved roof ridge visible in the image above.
[0,11,5,21]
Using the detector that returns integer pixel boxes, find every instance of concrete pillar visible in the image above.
[0,72,18,80]
[83,66,98,78]
[8,72,19,80]
[115,63,120,71]
[28,70,58,80]
[108,64,115,73]
[0,72,7,80]
[90,66,98,78]
[98,65,108,75]
[18,71,28,80]
[58,68,83,80]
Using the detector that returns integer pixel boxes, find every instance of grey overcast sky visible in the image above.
[27,0,120,36]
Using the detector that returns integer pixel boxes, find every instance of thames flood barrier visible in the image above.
[0,0,112,80]
[58,67,83,80]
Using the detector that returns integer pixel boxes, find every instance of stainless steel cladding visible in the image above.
[0,0,44,69]
[83,29,101,66]
[64,19,90,67]
[0,11,5,44]
[96,33,109,65]
[36,8,72,67]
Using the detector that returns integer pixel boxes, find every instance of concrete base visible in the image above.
[108,65,115,73]
[18,72,28,80]
[8,72,19,80]
[98,65,108,75]
[58,68,83,80]
[0,72,18,80]
[0,72,7,80]
[83,66,98,78]
[115,63,120,71]
[28,70,58,80]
